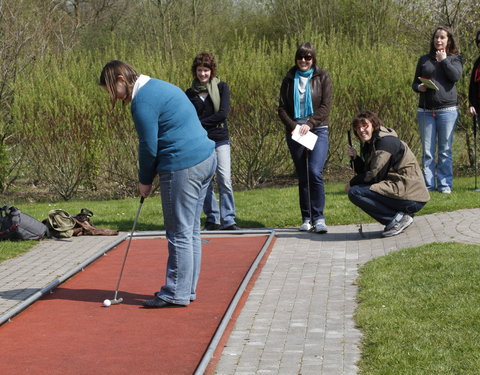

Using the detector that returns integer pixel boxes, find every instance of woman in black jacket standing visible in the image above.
[186,52,238,231]
[469,30,480,120]
[278,42,333,233]
[412,26,463,194]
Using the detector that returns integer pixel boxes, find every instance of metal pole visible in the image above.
[111,196,145,303]
[474,115,480,192]
[305,150,313,230]
[348,130,365,237]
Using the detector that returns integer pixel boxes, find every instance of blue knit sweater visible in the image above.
[131,78,214,184]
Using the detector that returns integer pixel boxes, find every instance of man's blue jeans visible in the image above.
[417,108,458,191]
[203,144,236,227]
[157,152,216,305]
[348,184,426,225]
[286,127,329,223]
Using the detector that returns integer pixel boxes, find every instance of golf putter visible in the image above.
[474,115,480,192]
[348,130,365,237]
[305,150,314,231]
[108,196,145,305]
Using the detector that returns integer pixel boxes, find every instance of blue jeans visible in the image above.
[157,152,216,305]
[417,108,458,191]
[286,127,329,223]
[348,184,426,225]
[203,144,236,227]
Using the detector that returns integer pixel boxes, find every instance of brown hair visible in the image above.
[351,110,384,133]
[99,60,139,107]
[294,42,317,66]
[429,26,459,56]
[191,52,217,79]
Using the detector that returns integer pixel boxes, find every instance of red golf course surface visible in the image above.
[0,235,273,375]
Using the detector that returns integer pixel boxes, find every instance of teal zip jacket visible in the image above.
[131,78,215,184]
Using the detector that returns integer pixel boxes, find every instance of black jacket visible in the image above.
[468,56,480,112]
[278,65,333,132]
[412,54,463,109]
[185,81,230,144]
[350,127,430,203]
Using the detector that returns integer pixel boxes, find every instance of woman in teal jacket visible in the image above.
[100,60,216,308]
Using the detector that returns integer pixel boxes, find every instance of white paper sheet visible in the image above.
[291,125,318,150]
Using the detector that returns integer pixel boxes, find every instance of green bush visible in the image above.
[0,142,9,191]
[13,54,104,200]
[10,33,473,199]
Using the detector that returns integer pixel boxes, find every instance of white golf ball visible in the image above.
[103,299,111,307]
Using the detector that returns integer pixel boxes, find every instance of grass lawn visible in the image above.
[0,240,38,263]
[356,242,480,375]
[0,176,478,260]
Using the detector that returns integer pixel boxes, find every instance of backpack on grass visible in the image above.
[0,206,48,241]
[43,208,119,238]
[43,209,76,238]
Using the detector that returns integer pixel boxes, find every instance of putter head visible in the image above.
[110,298,123,305]
[358,224,366,238]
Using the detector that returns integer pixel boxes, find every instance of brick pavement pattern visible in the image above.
[0,209,479,374]
[214,209,480,375]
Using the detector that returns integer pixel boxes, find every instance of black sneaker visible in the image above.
[204,222,221,231]
[142,296,185,308]
[382,214,413,237]
[222,224,240,230]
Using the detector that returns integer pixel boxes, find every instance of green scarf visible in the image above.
[191,77,221,113]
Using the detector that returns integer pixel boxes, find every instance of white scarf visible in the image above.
[132,74,151,99]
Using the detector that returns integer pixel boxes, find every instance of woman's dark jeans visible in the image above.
[286,127,328,223]
[348,184,426,225]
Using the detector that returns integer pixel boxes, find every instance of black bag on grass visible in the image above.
[0,206,48,241]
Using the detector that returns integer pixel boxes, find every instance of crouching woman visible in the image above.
[345,111,430,237]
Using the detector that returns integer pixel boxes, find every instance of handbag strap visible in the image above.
[0,206,12,217]
[80,208,94,217]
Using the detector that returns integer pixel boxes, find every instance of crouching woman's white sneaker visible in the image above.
[299,220,312,231]
[314,219,328,234]
[382,214,413,237]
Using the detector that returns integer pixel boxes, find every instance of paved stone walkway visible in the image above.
[0,209,479,374]
[213,209,480,375]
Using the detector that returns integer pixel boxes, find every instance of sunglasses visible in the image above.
[297,55,313,61]
[354,122,370,131]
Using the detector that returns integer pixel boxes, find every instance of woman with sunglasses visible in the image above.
[412,26,463,194]
[345,111,430,237]
[468,30,480,122]
[278,42,333,233]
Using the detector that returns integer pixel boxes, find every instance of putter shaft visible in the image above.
[110,196,145,304]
